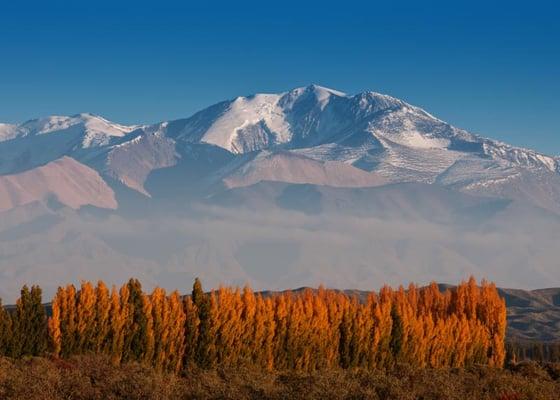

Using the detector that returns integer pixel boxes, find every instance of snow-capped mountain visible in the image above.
[1,84,559,211]
[1,113,137,147]
[2,85,560,299]
[0,123,18,142]
[132,84,559,186]
[0,113,139,176]
[130,84,560,211]
[163,84,558,175]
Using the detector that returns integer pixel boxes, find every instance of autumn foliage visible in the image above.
[1,277,506,373]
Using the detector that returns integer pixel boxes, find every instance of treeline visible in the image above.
[0,277,506,372]
[507,341,560,363]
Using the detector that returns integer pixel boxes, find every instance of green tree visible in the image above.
[30,285,47,355]
[338,309,353,368]
[192,278,216,369]
[389,303,404,363]
[182,295,199,370]
[11,285,47,357]
[122,278,150,362]
[0,298,12,355]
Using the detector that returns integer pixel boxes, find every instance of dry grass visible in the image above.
[0,356,558,399]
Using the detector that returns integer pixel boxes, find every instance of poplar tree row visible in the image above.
[0,285,47,358]
[0,277,507,372]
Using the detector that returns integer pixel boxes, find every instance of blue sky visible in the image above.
[1,0,559,153]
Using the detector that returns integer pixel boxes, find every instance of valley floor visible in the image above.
[0,355,558,400]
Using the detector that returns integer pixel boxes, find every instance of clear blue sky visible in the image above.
[1,0,559,154]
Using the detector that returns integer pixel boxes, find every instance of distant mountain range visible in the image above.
[0,85,559,301]
[499,287,560,342]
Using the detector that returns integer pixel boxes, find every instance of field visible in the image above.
[0,355,558,400]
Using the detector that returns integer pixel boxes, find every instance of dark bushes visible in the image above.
[0,355,558,400]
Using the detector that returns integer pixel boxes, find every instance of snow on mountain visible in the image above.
[0,113,139,175]
[104,123,178,195]
[0,123,18,142]
[481,139,558,172]
[161,84,557,177]
[170,84,348,153]
[1,84,559,211]
[12,113,137,148]
[187,93,292,153]
[134,84,555,203]
[437,159,560,213]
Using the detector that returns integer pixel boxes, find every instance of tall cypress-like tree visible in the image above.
[141,291,155,365]
[11,285,47,357]
[60,285,77,356]
[192,278,215,369]
[76,281,97,353]
[191,278,204,311]
[0,298,12,356]
[48,289,63,356]
[150,287,167,369]
[122,278,150,362]
[167,290,187,372]
[109,285,127,364]
[182,295,199,370]
[11,285,31,357]
[389,302,404,363]
[30,285,47,355]
[94,281,111,353]
[338,307,353,369]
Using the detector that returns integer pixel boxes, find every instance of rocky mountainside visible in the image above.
[1,85,559,210]
[499,287,560,342]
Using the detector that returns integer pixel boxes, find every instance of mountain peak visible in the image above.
[354,90,409,110]
[0,123,18,142]
[71,112,102,120]
[275,84,346,113]
[289,84,347,99]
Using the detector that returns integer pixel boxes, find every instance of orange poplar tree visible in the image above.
[42,276,506,372]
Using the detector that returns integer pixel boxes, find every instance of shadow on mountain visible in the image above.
[209,180,513,224]
[0,214,61,242]
[145,143,235,204]
[276,184,324,215]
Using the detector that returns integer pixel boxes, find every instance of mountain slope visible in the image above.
[209,180,512,222]
[499,287,560,342]
[220,151,387,189]
[1,85,559,211]
[0,156,117,211]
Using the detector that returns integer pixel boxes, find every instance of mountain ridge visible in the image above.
[2,85,557,191]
